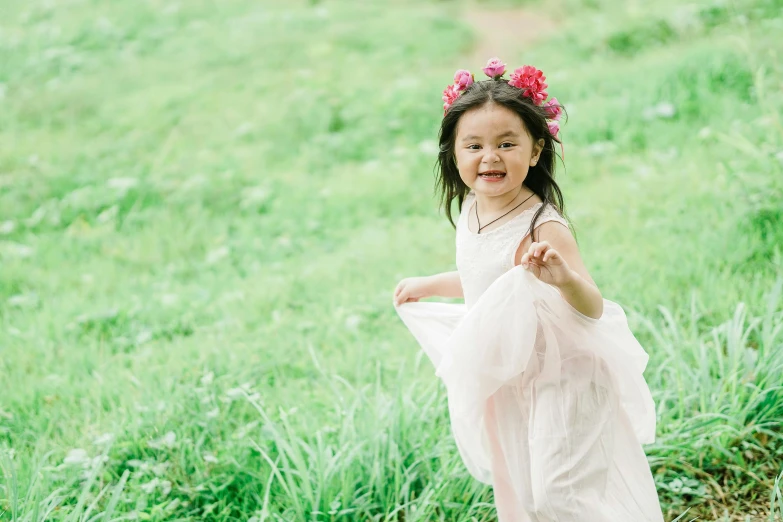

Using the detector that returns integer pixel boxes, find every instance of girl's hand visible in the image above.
[394,276,433,306]
[520,241,577,287]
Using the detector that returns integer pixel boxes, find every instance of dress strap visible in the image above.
[458,192,477,228]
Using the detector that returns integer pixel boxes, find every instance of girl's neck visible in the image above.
[475,186,534,214]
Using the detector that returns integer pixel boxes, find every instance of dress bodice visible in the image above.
[456,192,569,308]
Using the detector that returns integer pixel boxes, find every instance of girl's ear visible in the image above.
[533,138,545,157]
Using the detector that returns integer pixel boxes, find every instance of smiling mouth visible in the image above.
[479,171,506,179]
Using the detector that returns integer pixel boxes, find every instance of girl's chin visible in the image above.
[473,178,515,192]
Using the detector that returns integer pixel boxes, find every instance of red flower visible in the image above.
[509,65,549,105]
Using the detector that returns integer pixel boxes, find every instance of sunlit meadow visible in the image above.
[1,0,782,520]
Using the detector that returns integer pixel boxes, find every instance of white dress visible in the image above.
[395,193,664,522]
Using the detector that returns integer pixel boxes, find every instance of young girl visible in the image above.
[393,59,664,522]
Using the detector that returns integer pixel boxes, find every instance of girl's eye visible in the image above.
[465,143,513,150]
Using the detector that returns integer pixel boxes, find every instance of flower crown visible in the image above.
[442,57,563,139]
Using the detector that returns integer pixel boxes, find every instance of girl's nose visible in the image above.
[482,149,500,163]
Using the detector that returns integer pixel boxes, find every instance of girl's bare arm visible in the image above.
[394,271,463,306]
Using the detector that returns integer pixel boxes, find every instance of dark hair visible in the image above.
[435,79,566,241]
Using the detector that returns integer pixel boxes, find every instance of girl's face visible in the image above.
[454,102,543,199]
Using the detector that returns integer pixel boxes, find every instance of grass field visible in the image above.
[1,0,783,520]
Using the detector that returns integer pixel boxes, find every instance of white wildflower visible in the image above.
[642,101,676,120]
[159,293,178,306]
[160,480,172,496]
[203,453,218,464]
[225,388,244,400]
[345,314,362,330]
[240,186,269,209]
[106,177,138,191]
[126,459,148,470]
[135,330,153,345]
[0,241,34,259]
[200,371,214,386]
[220,290,245,302]
[0,220,15,234]
[140,478,159,494]
[417,140,438,155]
[151,462,170,476]
[7,293,38,308]
[93,433,114,446]
[233,421,259,440]
[147,431,176,449]
[233,122,254,137]
[585,141,617,157]
[63,449,89,466]
[97,205,118,224]
[89,455,108,468]
[205,246,229,265]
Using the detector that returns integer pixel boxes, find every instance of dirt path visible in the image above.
[461,6,557,66]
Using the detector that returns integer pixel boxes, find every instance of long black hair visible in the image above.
[435,79,566,241]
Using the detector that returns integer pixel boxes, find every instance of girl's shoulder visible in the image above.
[538,201,567,220]
[534,202,569,229]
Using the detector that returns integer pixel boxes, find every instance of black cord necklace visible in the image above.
[475,190,535,234]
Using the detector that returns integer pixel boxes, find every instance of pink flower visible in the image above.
[453,69,474,91]
[544,97,563,121]
[442,84,461,112]
[548,120,560,137]
[529,89,548,105]
[509,65,548,105]
[482,57,506,79]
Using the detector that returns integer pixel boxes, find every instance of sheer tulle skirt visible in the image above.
[395,267,663,522]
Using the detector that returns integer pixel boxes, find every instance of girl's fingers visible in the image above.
[393,285,404,305]
[527,241,548,259]
[542,249,559,263]
[532,241,551,258]
[396,287,411,306]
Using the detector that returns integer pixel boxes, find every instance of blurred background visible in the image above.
[1,0,782,520]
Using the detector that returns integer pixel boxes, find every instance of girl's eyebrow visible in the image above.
[460,131,518,142]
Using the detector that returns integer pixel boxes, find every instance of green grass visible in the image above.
[1,0,782,520]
